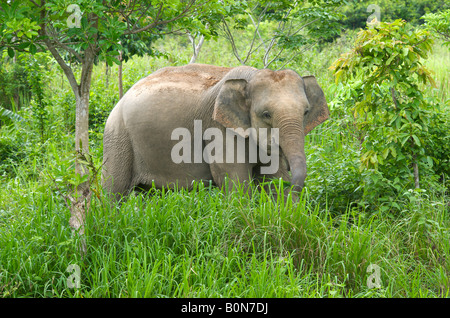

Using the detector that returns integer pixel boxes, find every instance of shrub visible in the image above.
[331,19,436,190]
[426,107,450,188]
[0,127,28,177]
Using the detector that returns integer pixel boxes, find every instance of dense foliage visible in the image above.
[339,0,450,30]
[423,9,450,45]
[331,19,438,200]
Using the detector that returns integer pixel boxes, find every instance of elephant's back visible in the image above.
[118,64,232,129]
[130,63,232,97]
[117,64,232,124]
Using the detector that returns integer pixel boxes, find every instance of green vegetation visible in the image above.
[0,1,449,298]
[340,0,450,30]
[1,180,448,297]
[423,9,450,45]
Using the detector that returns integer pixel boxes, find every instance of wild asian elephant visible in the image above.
[102,63,329,199]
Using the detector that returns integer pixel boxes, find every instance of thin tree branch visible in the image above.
[221,18,244,64]
[37,1,79,96]
[263,7,292,67]
[188,23,208,63]
[44,26,83,62]
[132,1,155,30]
[28,0,41,7]
[189,33,205,63]
[265,46,286,69]
[289,17,321,38]
[276,43,314,70]
[244,4,269,64]
[390,87,399,109]
[46,44,79,96]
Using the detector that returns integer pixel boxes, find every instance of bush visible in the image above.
[0,127,28,177]
[426,107,450,188]
[423,9,450,45]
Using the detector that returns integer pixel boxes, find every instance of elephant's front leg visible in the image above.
[205,132,256,195]
[209,161,255,196]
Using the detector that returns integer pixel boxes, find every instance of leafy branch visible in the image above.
[330,19,436,189]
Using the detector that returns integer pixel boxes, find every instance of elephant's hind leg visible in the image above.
[102,128,134,201]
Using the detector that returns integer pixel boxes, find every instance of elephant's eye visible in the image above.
[261,111,271,119]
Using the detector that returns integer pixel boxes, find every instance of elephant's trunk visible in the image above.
[276,114,307,191]
[287,154,307,191]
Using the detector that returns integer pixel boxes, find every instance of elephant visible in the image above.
[102,63,329,199]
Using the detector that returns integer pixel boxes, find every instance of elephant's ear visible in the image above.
[213,79,251,138]
[302,75,330,135]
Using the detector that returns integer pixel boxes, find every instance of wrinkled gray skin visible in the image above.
[102,63,329,199]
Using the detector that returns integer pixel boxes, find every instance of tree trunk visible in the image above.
[413,154,420,189]
[189,33,206,64]
[188,24,208,64]
[74,93,90,173]
[68,54,94,254]
[40,10,98,254]
[75,52,94,172]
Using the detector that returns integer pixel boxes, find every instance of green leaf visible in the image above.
[401,136,410,147]
[334,69,343,84]
[389,114,398,126]
[402,47,409,57]
[390,147,397,158]
[29,43,37,54]
[7,47,14,58]
[17,42,30,50]
[385,52,398,65]
[412,134,421,147]
[426,156,433,167]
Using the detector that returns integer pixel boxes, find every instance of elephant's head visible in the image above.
[213,68,329,191]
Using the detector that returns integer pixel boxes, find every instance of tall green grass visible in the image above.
[1,178,448,297]
[424,42,450,103]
